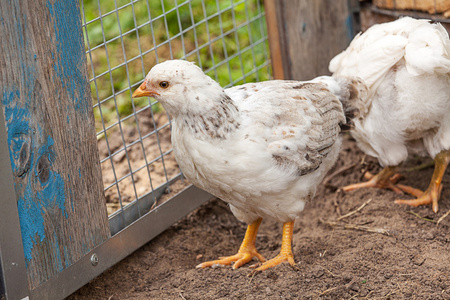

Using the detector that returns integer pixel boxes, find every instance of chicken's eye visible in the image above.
[159,81,169,89]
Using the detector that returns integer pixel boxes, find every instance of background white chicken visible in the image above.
[329,17,450,212]
[132,60,364,273]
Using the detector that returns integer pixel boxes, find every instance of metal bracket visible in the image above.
[0,102,30,300]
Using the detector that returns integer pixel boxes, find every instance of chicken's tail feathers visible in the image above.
[307,75,368,130]
[335,76,369,131]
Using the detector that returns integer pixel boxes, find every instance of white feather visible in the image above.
[330,17,450,167]
[143,60,347,223]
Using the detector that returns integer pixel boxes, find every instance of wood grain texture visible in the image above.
[373,0,450,14]
[268,0,358,80]
[360,4,450,33]
[0,0,110,289]
[264,0,285,79]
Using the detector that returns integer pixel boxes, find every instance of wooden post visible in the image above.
[264,0,286,79]
[265,0,359,80]
[0,0,110,289]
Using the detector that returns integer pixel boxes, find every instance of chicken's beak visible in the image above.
[132,81,159,98]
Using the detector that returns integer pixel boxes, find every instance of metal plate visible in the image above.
[0,103,30,300]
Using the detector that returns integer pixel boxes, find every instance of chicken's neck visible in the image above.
[178,94,241,140]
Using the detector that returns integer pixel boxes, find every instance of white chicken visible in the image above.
[329,17,450,212]
[132,60,365,272]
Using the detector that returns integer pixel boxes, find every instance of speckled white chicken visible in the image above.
[132,60,364,272]
[329,17,450,212]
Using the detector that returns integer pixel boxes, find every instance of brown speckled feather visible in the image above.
[140,59,354,223]
[226,80,345,176]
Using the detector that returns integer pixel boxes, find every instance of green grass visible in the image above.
[82,0,271,134]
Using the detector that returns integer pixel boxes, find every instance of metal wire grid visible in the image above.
[81,0,271,232]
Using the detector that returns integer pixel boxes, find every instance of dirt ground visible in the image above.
[97,111,181,215]
[68,129,450,299]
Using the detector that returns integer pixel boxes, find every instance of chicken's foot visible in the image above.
[196,218,265,269]
[396,149,450,213]
[249,220,298,275]
[342,166,404,193]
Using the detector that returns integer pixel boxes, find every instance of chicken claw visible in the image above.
[196,218,265,269]
[249,220,298,275]
[342,166,404,194]
[395,150,450,213]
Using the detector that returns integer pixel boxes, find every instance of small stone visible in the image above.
[359,288,370,297]
[311,266,324,278]
[422,231,434,240]
[113,150,126,163]
[137,186,147,195]
[411,255,426,266]
[342,274,353,283]
[348,281,360,292]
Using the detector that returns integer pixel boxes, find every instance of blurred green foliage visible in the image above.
[82,0,271,134]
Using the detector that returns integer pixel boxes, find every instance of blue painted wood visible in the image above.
[0,0,110,288]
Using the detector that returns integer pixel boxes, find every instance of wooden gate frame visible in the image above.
[0,1,212,299]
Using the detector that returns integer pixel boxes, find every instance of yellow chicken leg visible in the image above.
[342,166,405,194]
[196,218,265,269]
[395,150,450,213]
[251,220,297,273]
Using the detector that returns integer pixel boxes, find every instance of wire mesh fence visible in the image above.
[81,0,271,233]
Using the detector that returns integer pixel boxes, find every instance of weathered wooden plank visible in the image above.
[264,0,286,79]
[0,0,110,289]
[265,0,359,80]
[360,3,450,33]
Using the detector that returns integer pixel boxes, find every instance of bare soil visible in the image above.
[97,112,180,215]
[69,129,450,299]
